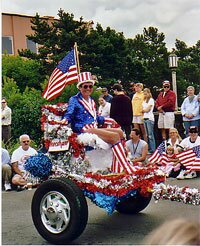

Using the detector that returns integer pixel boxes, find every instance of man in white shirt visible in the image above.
[1,97,12,143]
[177,126,200,179]
[11,134,37,190]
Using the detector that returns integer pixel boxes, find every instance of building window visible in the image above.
[26,38,38,53]
[2,36,14,54]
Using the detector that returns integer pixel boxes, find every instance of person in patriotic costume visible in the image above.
[61,72,137,174]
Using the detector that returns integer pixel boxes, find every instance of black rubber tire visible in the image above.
[31,177,88,244]
[115,192,152,214]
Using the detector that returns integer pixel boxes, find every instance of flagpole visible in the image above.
[74,42,80,74]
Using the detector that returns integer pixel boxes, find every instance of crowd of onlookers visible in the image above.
[1,80,200,191]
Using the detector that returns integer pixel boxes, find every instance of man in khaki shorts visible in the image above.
[155,80,176,140]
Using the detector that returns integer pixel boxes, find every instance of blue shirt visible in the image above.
[1,148,10,165]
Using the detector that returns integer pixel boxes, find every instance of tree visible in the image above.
[2,55,43,91]
[128,27,169,90]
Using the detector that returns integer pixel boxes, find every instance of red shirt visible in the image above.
[155,90,176,112]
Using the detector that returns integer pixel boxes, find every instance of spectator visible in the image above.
[158,145,181,177]
[144,218,200,245]
[181,86,200,136]
[61,72,137,174]
[142,88,156,153]
[1,97,12,144]
[11,134,37,190]
[110,83,133,140]
[177,126,200,179]
[132,83,147,142]
[98,95,111,118]
[155,80,176,141]
[166,127,182,153]
[1,148,12,191]
[101,87,113,103]
[126,128,148,165]
[128,82,135,99]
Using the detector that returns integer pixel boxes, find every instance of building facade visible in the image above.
[2,13,55,55]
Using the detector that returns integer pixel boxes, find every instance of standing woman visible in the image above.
[142,88,156,153]
[132,83,147,142]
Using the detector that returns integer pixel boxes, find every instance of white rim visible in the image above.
[40,191,71,234]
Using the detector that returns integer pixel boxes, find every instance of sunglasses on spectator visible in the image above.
[82,85,93,89]
[2,101,6,103]
[189,131,198,133]
[163,85,170,88]
[22,140,30,143]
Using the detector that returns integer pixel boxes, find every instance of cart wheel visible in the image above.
[31,177,88,244]
[116,192,152,214]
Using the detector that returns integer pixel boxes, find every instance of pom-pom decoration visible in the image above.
[24,153,52,178]
[153,183,200,206]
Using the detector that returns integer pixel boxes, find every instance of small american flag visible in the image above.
[176,148,197,168]
[148,141,165,163]
[189,145,200,171]
[42,49,78,101]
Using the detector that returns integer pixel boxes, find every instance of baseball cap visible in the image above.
[163,80,170,85]
[189,126,198,133]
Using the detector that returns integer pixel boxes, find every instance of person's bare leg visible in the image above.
[134,123,140,129]
[161,129,167,140]
[85,128,121,144]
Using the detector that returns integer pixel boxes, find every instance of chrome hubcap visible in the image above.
[40,191,71,234]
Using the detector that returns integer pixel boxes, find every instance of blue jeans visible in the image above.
[183,120,199,137]
[144,119,156,153]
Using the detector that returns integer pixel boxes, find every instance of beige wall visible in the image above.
[2,13,55,55]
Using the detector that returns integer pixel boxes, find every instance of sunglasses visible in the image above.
[2,102,6,103]
[22,140,30,143]
[189,131,197,133]
[82,85,93,89]
[163,85,170,88]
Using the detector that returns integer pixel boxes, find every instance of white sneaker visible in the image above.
[176,170,186,180]
[4,182,11,191]
[184,171,197,179]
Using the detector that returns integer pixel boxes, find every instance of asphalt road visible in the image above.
[2,177,200,245]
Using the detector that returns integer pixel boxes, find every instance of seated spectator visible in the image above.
[181,86,200,136]
[126,128,148,166]
[98,95,111,117]
[144,218,200,245]
[176,126,200,179]
[101,87,113,103]
[158,145,181,177]
[166,127,182,154]
[11,134,37,190]
[1,148,12,191]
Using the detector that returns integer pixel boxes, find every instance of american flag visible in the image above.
[188,145,200,171]
[148,141,166,163]
[42,49,78,101]
[176,147,197,168]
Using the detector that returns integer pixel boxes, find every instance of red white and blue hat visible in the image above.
[77,72,95,88]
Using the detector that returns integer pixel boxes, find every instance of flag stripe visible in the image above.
[42,49,78,101]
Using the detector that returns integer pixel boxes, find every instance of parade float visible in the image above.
[24,103,200,244]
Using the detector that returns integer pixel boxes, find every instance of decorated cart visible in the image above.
[25,103,199,244]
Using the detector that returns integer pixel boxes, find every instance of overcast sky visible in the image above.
[2,0,200,49]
